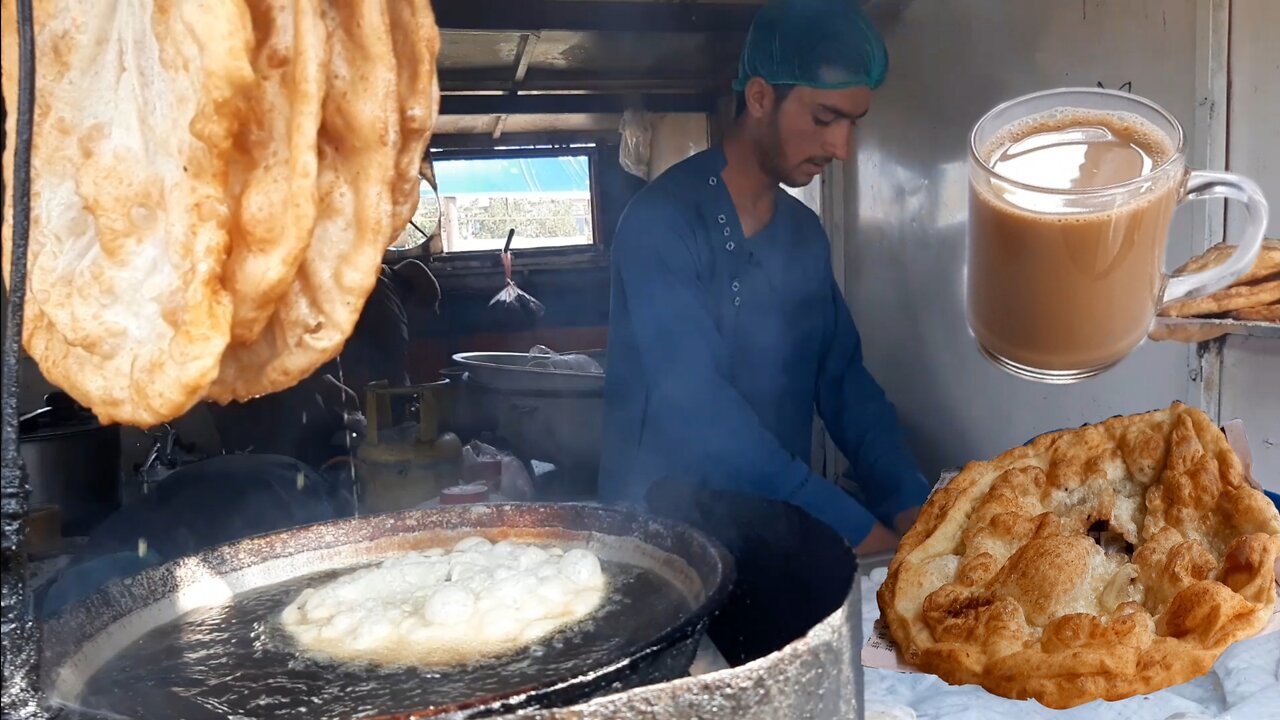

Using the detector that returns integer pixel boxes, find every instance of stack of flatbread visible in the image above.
[1150,239,1280,343]
[1,0,440,428]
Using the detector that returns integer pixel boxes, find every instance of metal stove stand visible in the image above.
[2,0,48,716]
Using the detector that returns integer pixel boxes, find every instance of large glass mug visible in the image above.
[966,87,1269,383]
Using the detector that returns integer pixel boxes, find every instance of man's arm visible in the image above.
[815,275,930,530]
[613,196,880,546]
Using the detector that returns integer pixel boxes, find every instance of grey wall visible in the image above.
[837,0,1218,479]
[1220,0,1280,493]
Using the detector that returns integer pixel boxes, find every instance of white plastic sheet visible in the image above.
[619,109,652,180]
[527,345,603,374]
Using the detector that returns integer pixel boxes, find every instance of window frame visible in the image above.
[402,144,607,271]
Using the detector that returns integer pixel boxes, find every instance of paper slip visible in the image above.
[1222,419,1257,489]
[862,616,913,673]
[863,419,1280,673]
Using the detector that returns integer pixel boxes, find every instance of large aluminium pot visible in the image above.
[471,378,603,494]
[493,562,863,720]
[485,491,865,720]
[19,392,121,536]
[451,351,606,394]
[451,351,606,497]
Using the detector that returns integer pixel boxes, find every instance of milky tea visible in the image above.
[967,108,1180,375]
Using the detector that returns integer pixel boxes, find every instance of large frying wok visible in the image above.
[42,503,734,719]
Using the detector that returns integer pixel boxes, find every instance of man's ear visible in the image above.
[743,77,774,119]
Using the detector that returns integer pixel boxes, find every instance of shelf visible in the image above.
[1151,317,1280,341]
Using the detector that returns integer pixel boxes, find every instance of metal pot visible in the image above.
[439,366,491,441]
[492,498,864,720]
[472,379,603,497]
[493,578,862,720]
[18,392,121,536]
[451,351,607,394]
[449,353,606,498]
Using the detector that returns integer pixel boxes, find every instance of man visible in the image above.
[601,0,928,555]
[601,0,928,664]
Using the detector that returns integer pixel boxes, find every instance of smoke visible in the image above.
[41,454,353,617]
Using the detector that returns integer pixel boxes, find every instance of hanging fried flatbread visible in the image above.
[2,0,254,427]
[1161,279,1280,319]
[388,0,442,230]
[222,0,328,345]
[209,0,405,403]
[1169,239,1280,287]
[1228,303,1280,322]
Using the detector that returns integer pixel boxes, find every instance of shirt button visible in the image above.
[717,214,727,224]
[708,177,718,186]
[723,227,731,236]
[725,241,735,251]
[734,297,742,307]
[731,280,740,292]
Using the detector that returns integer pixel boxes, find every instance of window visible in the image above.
[394,151,595,255]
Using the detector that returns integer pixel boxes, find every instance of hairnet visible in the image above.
[733,0,888,92]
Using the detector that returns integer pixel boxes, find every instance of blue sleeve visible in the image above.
[816,273,931,528]
[613,195,877,545]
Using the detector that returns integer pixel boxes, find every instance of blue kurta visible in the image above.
[599,147,929,545]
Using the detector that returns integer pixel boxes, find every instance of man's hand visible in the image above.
[855,521,899,555]
[852,506,922,557]
[893,506,920,537]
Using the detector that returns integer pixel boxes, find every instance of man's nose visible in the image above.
[826,126,853,162]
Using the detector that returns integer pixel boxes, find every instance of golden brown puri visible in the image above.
[1161,279,1280,319]
[1228,303,1280,322]
[3,1,442,423]
[878,402,1280,709]
[2,0,255,426]
[1166,239,1280,288]
[210,0,440,404]
[1159,239,1280,320]
[221,0,328,346]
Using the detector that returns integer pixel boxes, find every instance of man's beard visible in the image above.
[759,119,793,186]
[761,120,824,189]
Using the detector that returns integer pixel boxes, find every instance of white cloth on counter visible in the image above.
[860,567,1280,720]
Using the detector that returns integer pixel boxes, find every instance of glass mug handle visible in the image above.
[1161,170,1270,304]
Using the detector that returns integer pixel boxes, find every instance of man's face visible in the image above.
[751,83,872,188]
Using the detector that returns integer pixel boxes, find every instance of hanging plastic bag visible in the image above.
[619,108,652,180]
[488,229,545,316]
